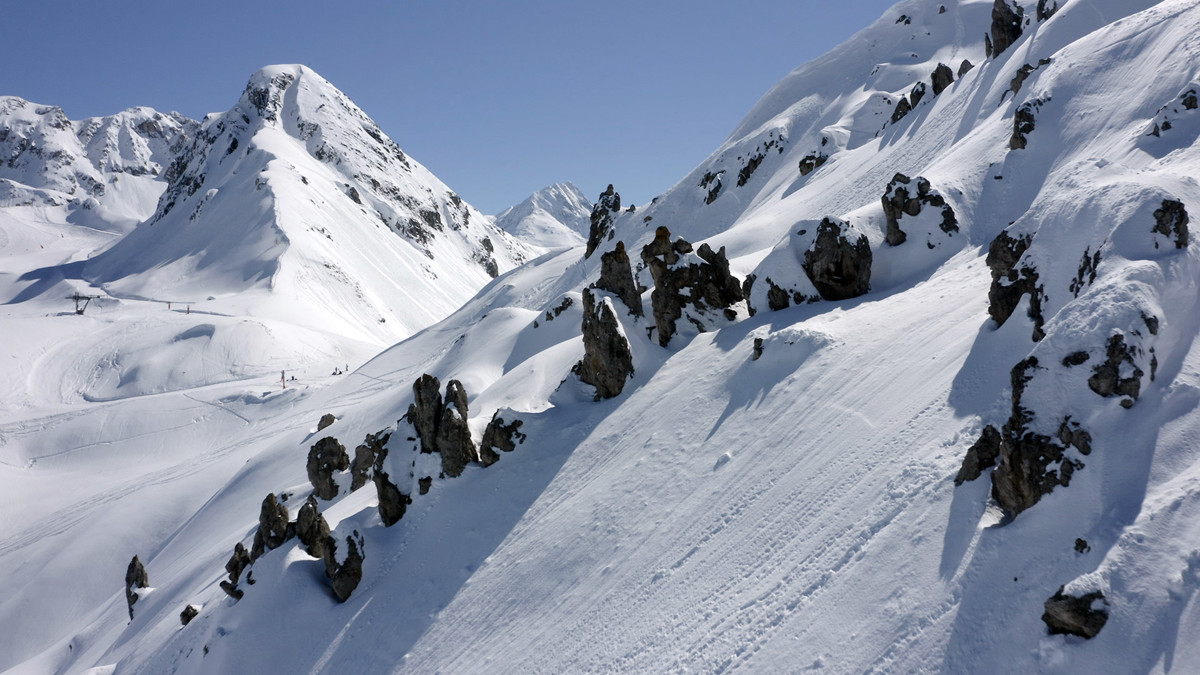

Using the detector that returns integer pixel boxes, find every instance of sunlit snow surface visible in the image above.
[3,1,1200,673]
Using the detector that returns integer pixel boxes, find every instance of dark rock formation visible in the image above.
[891,97,912,124]
[180,604,200,626]
[585,184,621,258]
[1062,351,1090,367]
[250,493,291,560]
[575,288,635,399]
[595,242,643,316]
[1087,333,1144,404]
[307,437,350,500]
[317,413,336,432]
[224,542,252,586]
[798,152,828,177]
[881,173,959,246]
[1043,587,1109,638]
[1010,99,1043,150]
[908,82,927,110]
[479,412,526,466]
[958,60,975,77]
[1036,0,1060,22]
[986,230,1045,340]
[954,425,1002,485]
[418,476,432,495]
[752,337,765,361]
[700,171,723,204]
[408,374,443,452]
[436,380,476,477]
[932,63,955,96]
[373,470,411,527]
[297,496,331,558]
[640,227,746,346]
[1152,199,1189,249]
[1069,247,1102,297]
[323,531,365,603]
[802,218,872,301]
[988,0,1025,58]
[125,555,149,619]
[350,431,388,491]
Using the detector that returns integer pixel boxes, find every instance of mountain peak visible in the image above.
[495,182,592,250]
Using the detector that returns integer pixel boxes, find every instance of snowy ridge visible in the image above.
[4,1,1200,673]
[493,181,592,250]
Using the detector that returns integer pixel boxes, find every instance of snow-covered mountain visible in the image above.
[4,1,1200,673]
[492,181,592,249]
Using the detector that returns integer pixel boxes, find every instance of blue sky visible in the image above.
[2,1,902,213]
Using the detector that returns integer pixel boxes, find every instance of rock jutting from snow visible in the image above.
[1042,587,1109,638]
[1087,333,1144,405]
[988,0,1025,58]
[250,492,292,560]
[954,425,1002,485]
[1010,59,1052,97]
[408,374,442,453]
[373,468,411,527]
[595,241,643,316]
[323,531,365,603]
[307,436,350,500]
[317,413,336,432]
[125,555,149,620]
[798,152,828,176]
[350,431,388,491]
[640,226,746,347]
[584,184,621,259]
[1010,99,1044,150]
[436,380,477,478]
[180,604,200,626]
[802,217,872,301]
[881,173,959,246]
[220,542,252,600]
[986,230,1046,341]
[479,412,526,466]
[958,59,975,77]
[932,63,955,96]
[574,288,636,400]
[1152,199,1189,249]
[1036,0,1061,22]
[296,495,331,558]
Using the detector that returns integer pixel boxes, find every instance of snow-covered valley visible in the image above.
[3,0,1200,672]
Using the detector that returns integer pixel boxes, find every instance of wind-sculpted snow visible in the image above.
[5,1,1200,673]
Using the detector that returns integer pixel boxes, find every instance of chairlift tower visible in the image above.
[68,293,102,315]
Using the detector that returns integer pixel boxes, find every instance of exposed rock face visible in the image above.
[251,493,292,559]
[436,380,476,477]
[374,470,412,527]
[307,436,350,500]
[595,241,643,316]
[297,496,331,558]
[125,555,149,619]
[1036,0,1060,22]
[1152,199,1189,249]
[1087,333,1144,404]
[585,184,621,259]
[891,97,912,124]
[1010,99,1042,150]
[350,431,388,491]
[180,604,200,626]
[324,531,365,603]
[640,226,746,347]
[954,425,1001,485]
[988,0,1025,58]
[798,152,828,176]
[317,413,336,432]
[575,288,635,399]
[881,173,959,246]
[802,217,872,301]
[479,412,526,466]
[700,170,723,204]
[986,230,1046,340]
[932,63,955,96]
[224,542,252,585]
[1043,587,1109,638]
[958,60,975,77]
[406,375,480,478]
[1010,59,1052,96]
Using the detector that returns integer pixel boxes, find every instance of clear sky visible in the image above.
[1,1,902,214]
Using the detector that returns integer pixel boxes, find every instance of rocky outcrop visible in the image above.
[250,493,292,559]
[595,241,643,316]
[180,604,200,626]
[317,413,336,432]
[350,431,388,491]
[932,63,955,96]
[585,184,621,259]
[479,412,526,466]
[986,230,1045,340]
[700,171,723,204]
[125,555,149,619]
[958,60,975,77]
[220,542,252,600]
[1036,0,1060,22]
[802,218,872,301]
[798,152,828,176]
[987,0,1025,58]
[1087,333,1144,406]
[324,531,365,603]
[891,96,912,124]
[1010,99,1044,150]
[297,496,331,558]
[954,425,1002,485]
[405,375,480,478]
[1152,199,1189,249]
[374,469,411,527]
[881,173,959,246]
[640,226,745,346]
[1043,587,1109,638]
[307,437,350,500]
[575,288,635,399]
[1010,58,1052,96]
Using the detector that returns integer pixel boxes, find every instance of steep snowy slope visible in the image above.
[493,181,592,250]
[5,0,1200,673]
